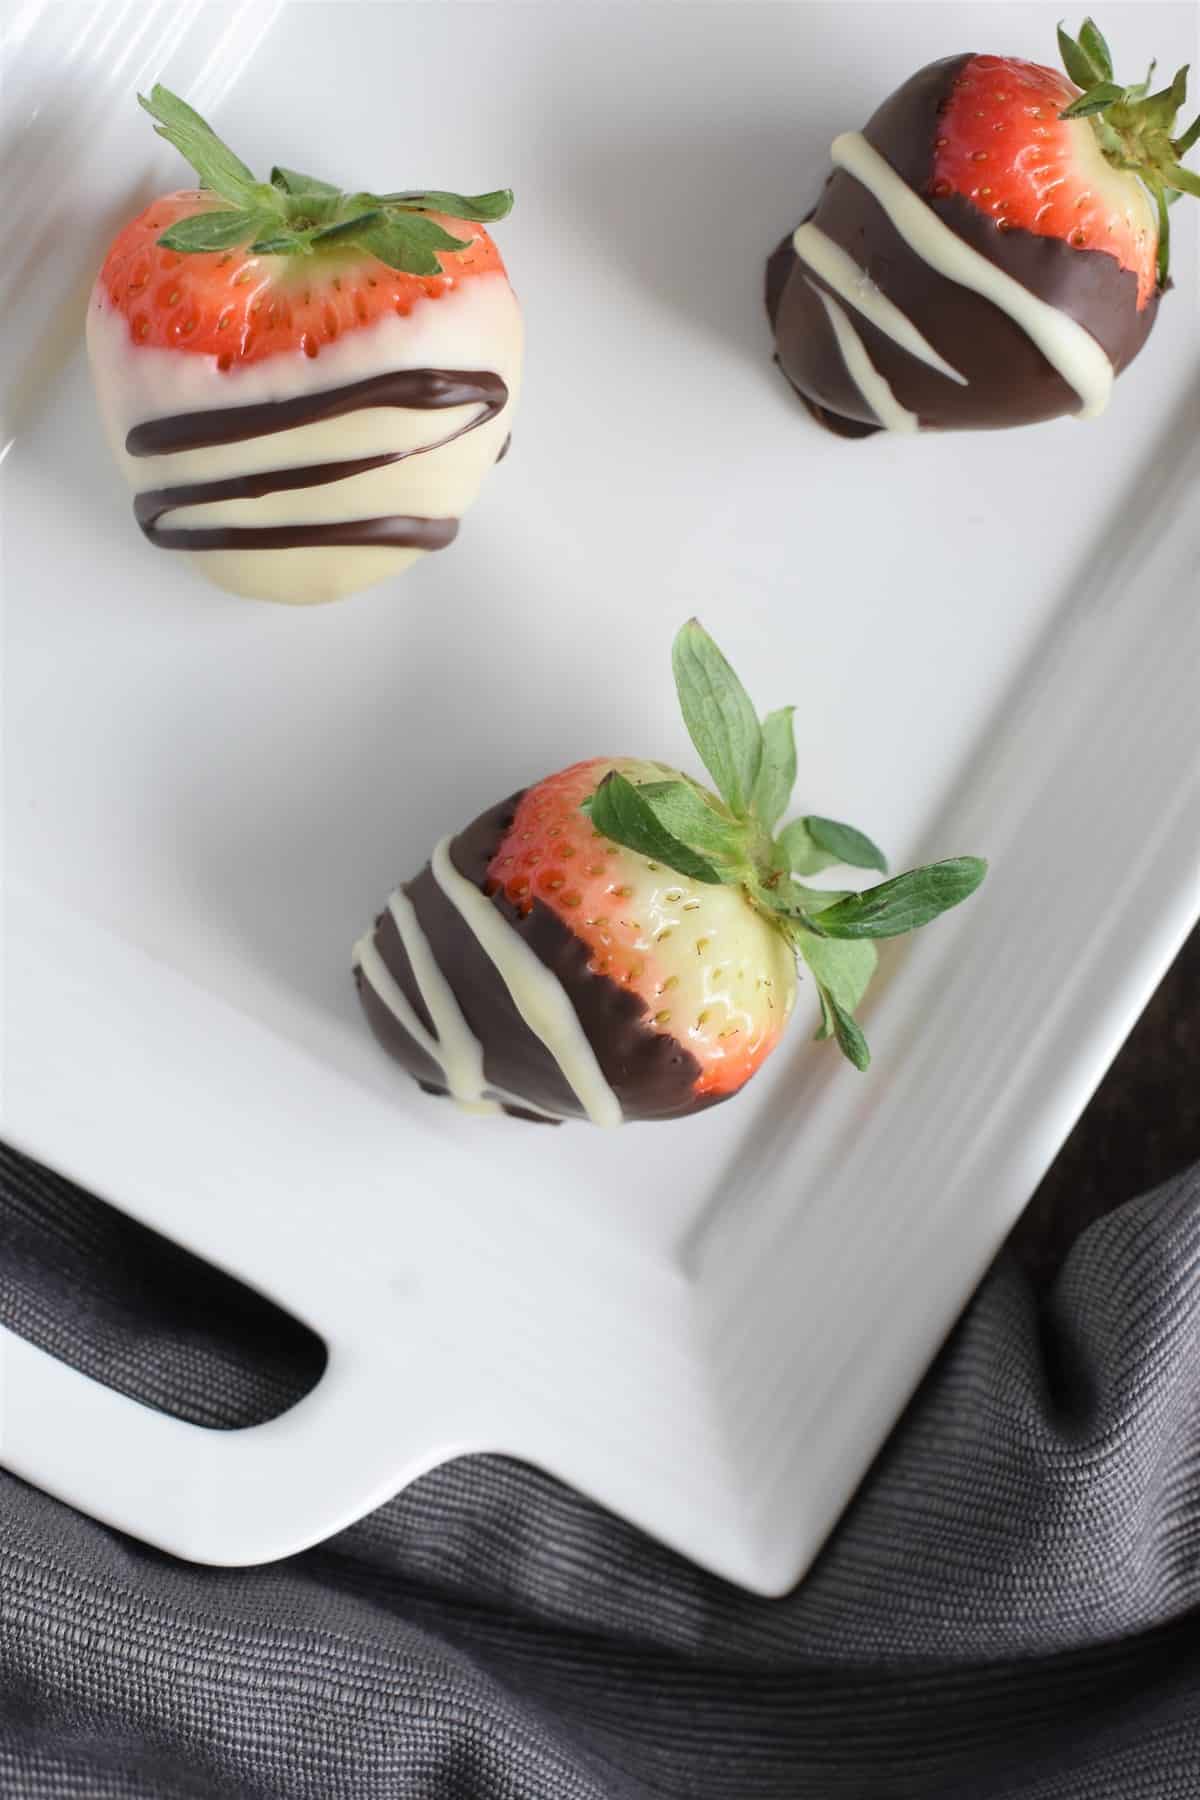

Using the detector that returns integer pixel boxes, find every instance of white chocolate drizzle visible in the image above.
[810,284,920,434]
[354,889,498,1114]
[829,132,1113,419]
[792,221,966,385]
[353,890,563,1122]
[430,838,622,1128]
[354,844,624,1128]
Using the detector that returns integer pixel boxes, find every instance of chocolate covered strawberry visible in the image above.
[88,87,521,604]
[353,622,986,1125]
[766,17,1199,436]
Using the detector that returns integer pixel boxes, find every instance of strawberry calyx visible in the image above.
[584,622,987,1071]
[1056,17,1200,286]
[138,85,512,275]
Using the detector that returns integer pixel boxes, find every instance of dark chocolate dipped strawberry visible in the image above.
[766,17,1199,436]
[353,623,986,1126]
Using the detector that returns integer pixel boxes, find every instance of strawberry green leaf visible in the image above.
[386,213,475,253]
[136,88,514,264]
[1163,162,1200,197]
[671,620,763,819]
[249,229,312,256]
[804,857,987,940]
[776,816,886,878]
[756,876,848,925]
[1078,17,1114,82]
[1143,64,1191,129]
[789,883,851,915]
[138,85,262,210]
[340,190,383,217]
[1060,80,1125,118]
[804,816,888,875]
[157,208,267,252]
[380,188,514,222]
[362,213,472,275]
[629,780,747,861]
[826,992,870,1070]
[796,931,878,1018]
[588,773,725,884]
[1175,109,1200,154]
[803,972,871,1069]
[751,707,797,832]
[776,818,836,877]
[1126,59,1157,102]
[1057,24,1103,91]
[271,165,341,199]
[310,210,386,245]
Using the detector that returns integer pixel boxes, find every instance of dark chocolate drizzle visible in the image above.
[356,793,729,1126]
[768,54,1160,435]
[139,515,459,553]
[126,368,508,456]
[125,366,507,554]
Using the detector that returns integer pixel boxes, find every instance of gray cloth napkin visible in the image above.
[2,1141,1199,1799]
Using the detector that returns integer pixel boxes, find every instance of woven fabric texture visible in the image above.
[2,1142,1200,1798]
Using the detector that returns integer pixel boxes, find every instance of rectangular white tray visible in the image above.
[2,0,1198,1593]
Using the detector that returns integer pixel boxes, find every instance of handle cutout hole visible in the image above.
[0,1145,326,1428]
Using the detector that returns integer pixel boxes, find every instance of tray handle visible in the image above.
[0,1323,459,1564]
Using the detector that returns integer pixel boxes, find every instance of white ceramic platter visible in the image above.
[2,0,1198,1594]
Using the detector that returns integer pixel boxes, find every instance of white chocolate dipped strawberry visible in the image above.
[87,87,521,605]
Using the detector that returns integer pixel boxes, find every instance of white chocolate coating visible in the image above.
[87,273,523,603]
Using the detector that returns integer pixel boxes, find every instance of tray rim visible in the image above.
[3,0,1199,1595]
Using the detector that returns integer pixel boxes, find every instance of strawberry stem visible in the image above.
[583,623,988,1071]
[1153,179,1171,287]
[1056,18,1198,284]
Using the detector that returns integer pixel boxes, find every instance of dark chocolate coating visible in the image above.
[124,367,506,554]
[355,794,727,1125]
[769,54,1160,434]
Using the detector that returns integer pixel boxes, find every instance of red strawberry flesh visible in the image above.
[931,55,1158,306]
[98,191,509,368]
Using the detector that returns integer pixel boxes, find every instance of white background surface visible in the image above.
[2,0,1198,1590]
